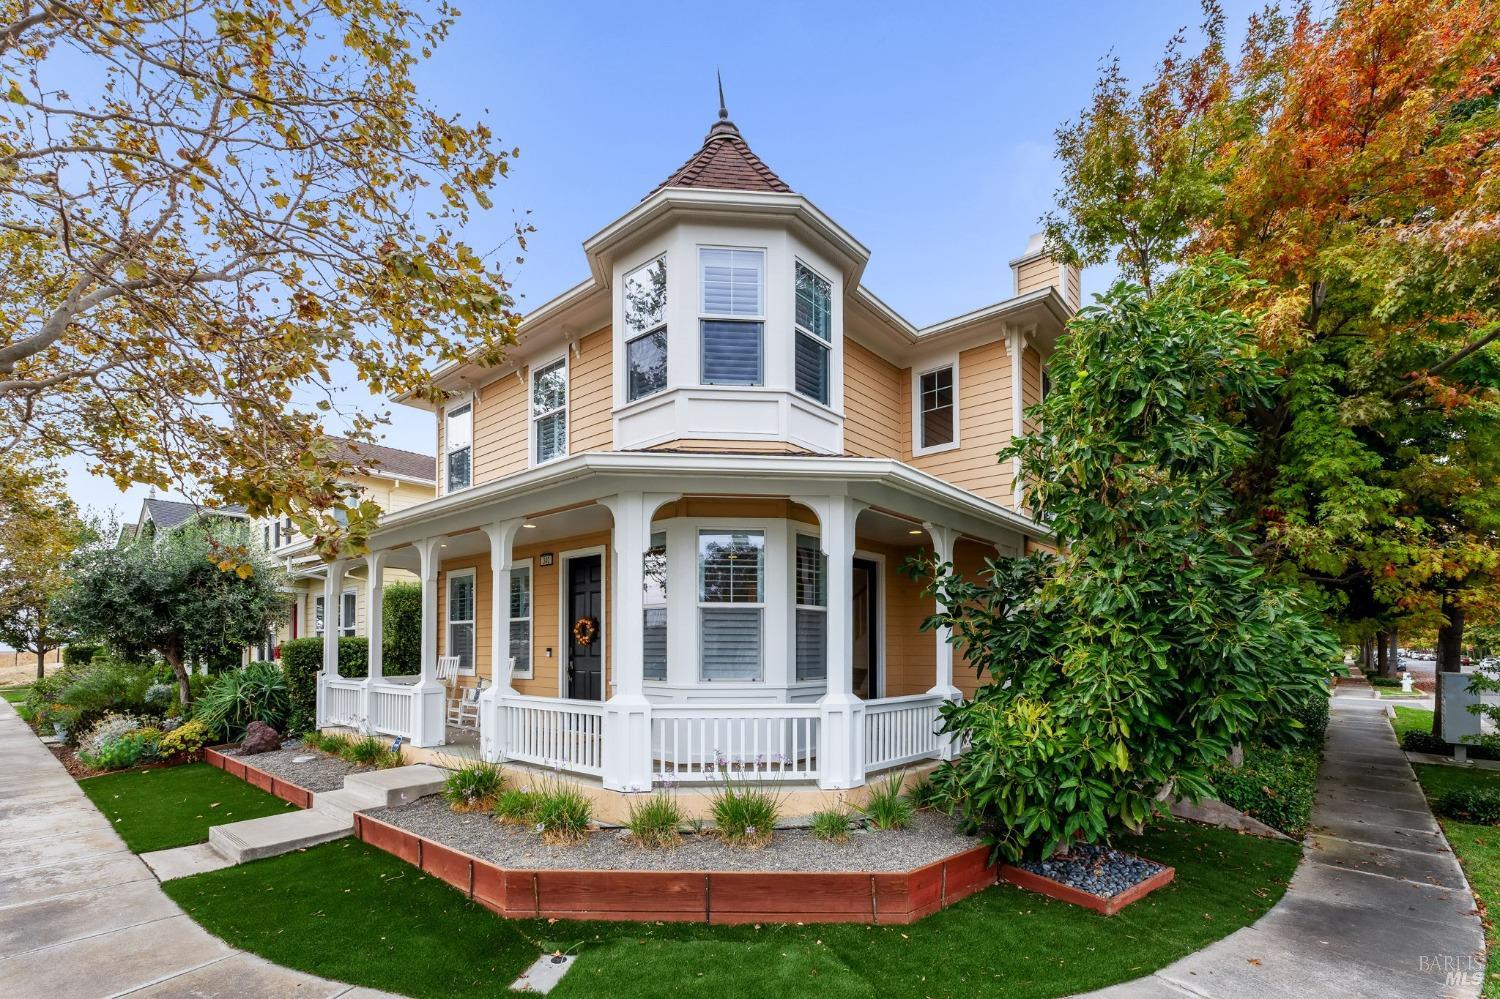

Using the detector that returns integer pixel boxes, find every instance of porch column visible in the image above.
[798,494,867,789]
[922,523,963,760]
[409,537,446,747]
[362,550,388,729]
[480,519,525,763]
[599,492,678,791]
[316,559,346,729]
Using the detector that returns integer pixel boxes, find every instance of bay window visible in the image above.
[794,262,832,405]
[445,401,473,491]
[508,564,532,677]
[918,365,956,451]
[698,529,764,681]
[700,248,764,385]
[447,569,475,675]
[794,534,827,680]
[624,255,668,401]
[643,531,667,680]
[532,358,567,464]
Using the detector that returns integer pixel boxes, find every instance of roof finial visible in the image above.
[717,68,728,120]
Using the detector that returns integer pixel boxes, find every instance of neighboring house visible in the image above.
[254,438,437,661]
[118,496,248,545]
[315,102,1072,799]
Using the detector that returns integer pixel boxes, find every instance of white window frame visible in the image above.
[792,531,827,683]
[642,530,668,682]
[508,559,534,680]
[446,567,477,677]
[623,254,669,403]
[698,246,766,387]
[313,594,326,637]
[793,259,833,407]
[443,395,475,493]
[912,355,961,456]
[340,587,357,638]
[696,527,766,683]
[529,353,569,467]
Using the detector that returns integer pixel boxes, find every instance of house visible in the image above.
[315,101,1072,806]
[254,438,437,661]
[118,496,249,545]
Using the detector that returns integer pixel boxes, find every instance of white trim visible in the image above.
[313,593,327,637]
[556,545,608,699]
[698,244,768,387]
[445,566,477,676]
[508,558,535,679]
[911,354,961,457]
[852,549,887,699]
[339,586,358,638]
[792,257,836,408]
[695,525,769,683]
[528,351,570,468]
[441,393,475,495]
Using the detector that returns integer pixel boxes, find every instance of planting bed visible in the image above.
[213,741,370,792]
[1002,845,1175,915]
[204,746,323,807]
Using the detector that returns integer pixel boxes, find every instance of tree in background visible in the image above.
[921,260,1335,861]
[0,473,94,677]
[0,1,526,560]
[63,523,287,706]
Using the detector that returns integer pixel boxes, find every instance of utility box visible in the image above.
[1440,672,1483,757]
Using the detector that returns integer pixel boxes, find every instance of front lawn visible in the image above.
[79,761,299,853]
[163,821,1300,999]
[1,685,31,720]
[1412,763,1500,997]
[1393,705,1434,741]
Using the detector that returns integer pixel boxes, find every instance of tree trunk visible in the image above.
[35,649,46,679]
[1388,629,1401,674]
[164,646,192,709]
[1360,636,1374,673]
[1433,594,1465,737]
[1376,630,1391,677]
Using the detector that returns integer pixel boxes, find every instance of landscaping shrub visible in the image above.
[625,793,683,848]
[493,788,536,824]
[159,719,212,757]
[336,637,368,679]
[279,638,321,734]
[863,773,915,830]
[1402,729,1450,755]
[383,582,422,674]
[340,732,400,768]
[144,681,176,713]
[80,729,161,770]
[1209,743,1320,838]
[78,711,146,758]
[810,807,853,843]
[708,773,781,848]
[54,656,157,744]
[194,663,291,741]
[61,643,101,667]
[1434,787,1500,825]
[530,780,591,844]
[442,759,505,812]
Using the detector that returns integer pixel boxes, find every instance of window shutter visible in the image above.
[700,248,762,316]
[795,334,830,404]
[701,607,762,680]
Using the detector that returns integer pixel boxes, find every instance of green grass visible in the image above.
[79,762,299,853]
[1377,688,1427,699]
[0,685,30,703]
[162,821,1299,999]
[1392,705,1434,741]
[1413,764,1500,997]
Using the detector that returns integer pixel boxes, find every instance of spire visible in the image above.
[706,69,739,141]
[644,78,792,198]
[717,68,727,121]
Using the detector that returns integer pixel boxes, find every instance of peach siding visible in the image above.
[472,372,529,486]
[569,326,613,455]
[858,536,938,697]
[844,336,904,457]
[905,340,1016,506]
[1015,257,1059,297]
[1022,344,1044,435]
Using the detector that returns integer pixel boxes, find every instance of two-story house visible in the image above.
[315,104,1071,807]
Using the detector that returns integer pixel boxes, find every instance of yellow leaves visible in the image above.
[5,81,25,105]
[270,192,290,210]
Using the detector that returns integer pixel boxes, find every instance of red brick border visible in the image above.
[999,859,1176,916]
[204,746,314,810]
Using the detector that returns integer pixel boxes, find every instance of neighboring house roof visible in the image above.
[328,437,436,484]
[648,106,790,197]
[143,497,246,531]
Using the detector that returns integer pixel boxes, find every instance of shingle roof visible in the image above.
[648,111,791,198]
[329,437,436,483]
[142,497,246,531]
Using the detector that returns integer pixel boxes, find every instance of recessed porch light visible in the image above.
[907,529,924,536]
[522,523,537,529]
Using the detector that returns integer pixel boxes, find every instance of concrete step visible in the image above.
[342,764,448,808]
[311,786,384,823]
[208,808,351,864]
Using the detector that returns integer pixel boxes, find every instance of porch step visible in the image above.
[311,786,385,824]
[208,808,352,864]
[343,764,449,807]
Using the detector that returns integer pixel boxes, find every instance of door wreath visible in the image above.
[571,616,598,647]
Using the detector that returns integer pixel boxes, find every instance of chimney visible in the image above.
[1009,233,1080,312]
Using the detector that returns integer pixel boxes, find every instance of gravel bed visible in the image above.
[366,795,979,873]
[226,741,371,792]
[1016,844,1165,898]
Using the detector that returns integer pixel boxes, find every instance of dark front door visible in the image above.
[852,558,879,699]
[567,554,604,700]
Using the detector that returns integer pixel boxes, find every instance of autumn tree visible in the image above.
[0,1,526,558]
[0,469,93,677]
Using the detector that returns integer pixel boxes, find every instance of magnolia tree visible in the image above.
[920,259,1336,861]
[0,1,526,560]
[63,523,287,706]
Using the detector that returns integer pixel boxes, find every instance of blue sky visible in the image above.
[63,0,1270,521]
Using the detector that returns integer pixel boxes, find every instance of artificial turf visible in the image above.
[0,685,30,703]
[1413,763,1500,997]
[79,761,299,853]
[162,821,1299,999]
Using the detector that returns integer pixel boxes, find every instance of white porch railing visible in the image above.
[651,704,821,783]
[368,681,416,740]
[497,695,606,776]
[323,677,364,729]
[864,693,946,772]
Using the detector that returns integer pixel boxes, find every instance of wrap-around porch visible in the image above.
[314,454,1038,792]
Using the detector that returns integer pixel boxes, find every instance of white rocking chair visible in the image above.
[450,680,486,729]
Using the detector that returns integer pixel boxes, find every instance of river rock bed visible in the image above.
[1016,844,1166,898]
[226,741,370,792]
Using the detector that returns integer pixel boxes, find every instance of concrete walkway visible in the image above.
[1086,685,1487,999]
[0,700,399,998]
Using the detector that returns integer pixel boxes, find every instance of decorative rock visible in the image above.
[240,721,282,755]
[1015,844,1165,899]
[291,755,316,764]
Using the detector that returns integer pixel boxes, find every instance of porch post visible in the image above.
[480,520,524,763]
[316,559,346,729]
[800,494,867,789]
[409,537,446,747]
[599,492,678,791]
[922,523,963,760]
[363,550,388,728]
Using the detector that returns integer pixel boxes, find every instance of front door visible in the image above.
[852,558,879,699]
[566,554,604,700]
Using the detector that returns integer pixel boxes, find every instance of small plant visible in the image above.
[1401,729,1449,755]
[79,728,161,770]
[1435,787,1500,825]
[863,772,915,830]
[907,775,952,812]
[194,663,291,741]
[708,766,782,848]
[493,787,537,824]
[78,711,145,758]
[626,792,683,848]
[443,759,506,812]
[340,732,400,768]
[810,806,853,843]
[530,779,592,844]
[159,719,211,757]
[143,682,176,713]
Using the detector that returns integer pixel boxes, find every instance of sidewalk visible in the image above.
[0,700,399,998]
[1084,685,1486,998]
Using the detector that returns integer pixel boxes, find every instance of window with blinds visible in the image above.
[447,571,475,674]
[532,359,567,464]
[644,531,667,680]
[698,529,764,681]
[508,565,531,677]
[919,365,956,449]
[794,262,832,405]
[445,401,472,490]
[340,590,357,638]
[625,255,668,402]
[794,534,827,681]
[700,247,764,386]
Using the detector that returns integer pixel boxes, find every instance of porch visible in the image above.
[313,453,1040,792]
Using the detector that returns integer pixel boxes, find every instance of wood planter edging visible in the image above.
[352,811,1001,926]
[999,860,1176,916]
[204,745,314,809]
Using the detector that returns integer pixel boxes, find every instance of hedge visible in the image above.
[383,582,421,675]
[61,643,101,667]
[279,636,371,735]
[1209,742,1321,838]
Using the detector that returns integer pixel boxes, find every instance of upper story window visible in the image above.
[794,262,832,405]
[445,402,473,491]
[624,256,668,402]
[917,365,957,452]
[698,529,764,681]
[700,247,764,386]
[532,357,568,464]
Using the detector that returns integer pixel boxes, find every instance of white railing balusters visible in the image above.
[864,694,945,772]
